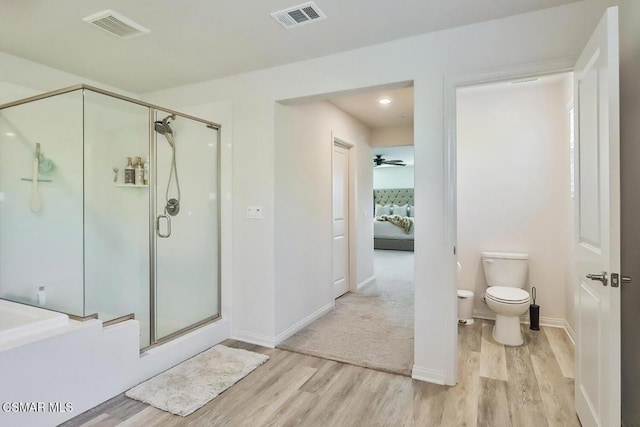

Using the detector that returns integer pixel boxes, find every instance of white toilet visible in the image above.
[482,251,530,346]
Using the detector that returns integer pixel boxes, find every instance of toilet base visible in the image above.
[492,314,524,346]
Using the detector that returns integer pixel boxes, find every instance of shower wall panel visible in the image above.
[83,90,151,346]
[0,86,220,348]
[155,113,219,341]
[0,91,84,316]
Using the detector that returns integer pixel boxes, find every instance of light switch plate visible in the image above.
[246,206,263,219]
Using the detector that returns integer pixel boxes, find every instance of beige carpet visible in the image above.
[279,250,414,376]
[125,345,269,416]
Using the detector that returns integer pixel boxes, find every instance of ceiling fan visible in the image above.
[373,154,406,167]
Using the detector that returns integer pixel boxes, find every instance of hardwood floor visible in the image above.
[62,321,577,427]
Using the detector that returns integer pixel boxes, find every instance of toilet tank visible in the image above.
[481,252,529,288]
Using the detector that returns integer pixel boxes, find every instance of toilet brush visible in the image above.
[529,286,540,331]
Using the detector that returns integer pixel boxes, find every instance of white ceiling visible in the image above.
[373,146,414,167]
[0,0,584,93]
[328,86,413,128]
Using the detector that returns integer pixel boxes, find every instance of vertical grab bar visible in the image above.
[156,213,171,238]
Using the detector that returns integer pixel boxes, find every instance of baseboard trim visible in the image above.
[231,330,276,349]
[357,275,376,290]
[274,301,334,345]
[412,365,446,385]
[472,308,567,328]
[564,320,576,346]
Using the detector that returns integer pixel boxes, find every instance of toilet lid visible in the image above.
[486,286,529,304]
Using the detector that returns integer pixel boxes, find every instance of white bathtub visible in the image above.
[0,299,69,342]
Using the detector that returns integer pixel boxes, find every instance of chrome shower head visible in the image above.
[154,121,171,135]
[154,114,176,136]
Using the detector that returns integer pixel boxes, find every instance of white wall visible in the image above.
[373,166,415,189]
[144,0,613,382]
[371,124,413,147]
[0,51,138,101]
[618,0,640,425]
[457,79,572,323]
[274,101,373,339]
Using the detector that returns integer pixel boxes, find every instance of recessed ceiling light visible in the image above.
[4,132,15,137]
[377,97,392,106]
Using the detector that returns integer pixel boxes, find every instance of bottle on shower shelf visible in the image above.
[143,156,150,185]
[135,156,144,185]
[124,157,135,184]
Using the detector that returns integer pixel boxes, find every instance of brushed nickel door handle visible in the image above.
[586,271,608,286]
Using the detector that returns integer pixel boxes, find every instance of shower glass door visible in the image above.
[153,111,219,342]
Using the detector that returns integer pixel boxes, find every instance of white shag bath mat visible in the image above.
[126,344,269,416]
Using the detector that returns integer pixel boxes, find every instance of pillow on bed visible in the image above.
[393,204,408,217]
[408,205,414,217]
[375,204,391,216]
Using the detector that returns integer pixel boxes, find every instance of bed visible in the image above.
[373,188,414,251]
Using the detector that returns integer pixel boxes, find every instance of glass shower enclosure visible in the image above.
[0,85,220,348]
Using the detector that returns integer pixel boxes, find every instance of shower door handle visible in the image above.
[156,214,171,238]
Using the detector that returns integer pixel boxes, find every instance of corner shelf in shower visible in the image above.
[115,184,148,188]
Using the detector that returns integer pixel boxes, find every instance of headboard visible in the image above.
[374,188,414,206]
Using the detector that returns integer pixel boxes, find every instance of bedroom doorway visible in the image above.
[276,82,416,377]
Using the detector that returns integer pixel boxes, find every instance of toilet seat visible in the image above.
[486,286,529,304]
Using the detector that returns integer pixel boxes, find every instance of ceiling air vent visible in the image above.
[271,2,327,29]
[82,10,150,39]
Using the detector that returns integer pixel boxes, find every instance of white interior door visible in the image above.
[332,143,350,298]
[574,7,620,427]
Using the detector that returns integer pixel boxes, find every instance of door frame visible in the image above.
[442,58,576,385]
[331,134,358,296]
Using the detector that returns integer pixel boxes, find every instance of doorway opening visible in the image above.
[453,72,579,424]
[276,82,416,376]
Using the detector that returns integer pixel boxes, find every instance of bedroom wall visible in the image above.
[143,0,612,382]
[274,100,373,338]
[373,166,415,189]
[456,77,573,324]
[371,124,413,147]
